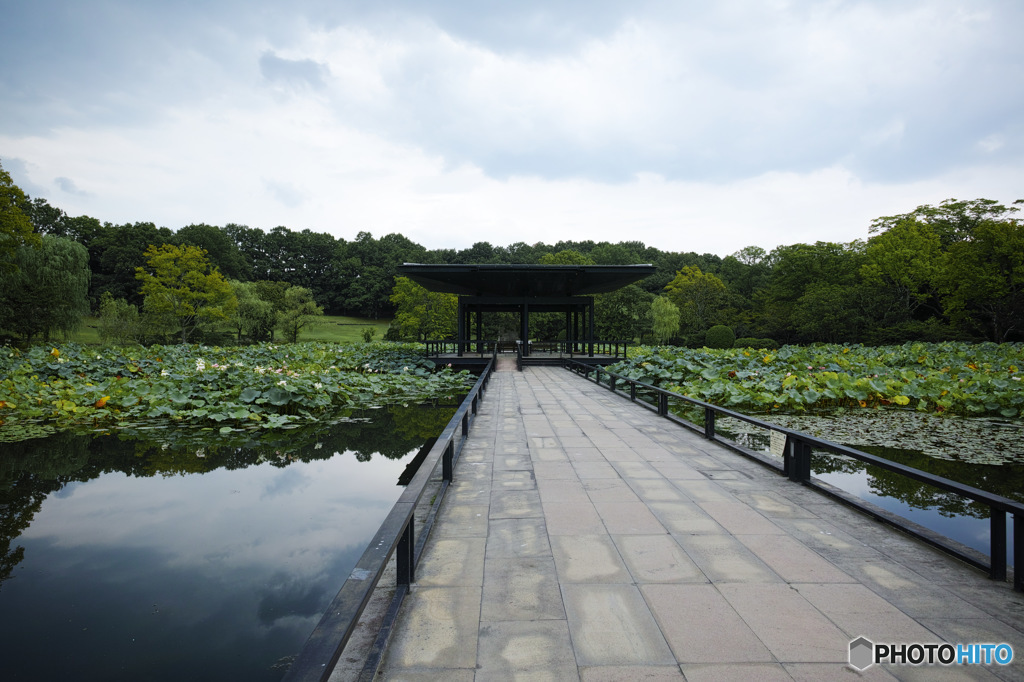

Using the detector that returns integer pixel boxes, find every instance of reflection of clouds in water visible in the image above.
[2,448,417,680]
[1,537,347,680]
[260,466,312,499]
[21,452,413,576]
[53,480,81,499]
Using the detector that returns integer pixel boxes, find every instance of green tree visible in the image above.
[664,265,728,333]
[98,292,142,344]
[229,280,277,342]
[389,276,457,341]
[335,232,427,317]
[754,241,864,343]
[539,250,595,265]
[0,160,41,270]
[174,223,250,281]
[935,218,1024,342]
[791,282,865,343]
[135,244,238,343]
[862,218,942,318]
[870,198,1018,246]
[595,285,654,341]
[91,222,175,306]
[277,285,324,342]
[590,242,642,265]
[0,236,91,342]
[651,296,680,344]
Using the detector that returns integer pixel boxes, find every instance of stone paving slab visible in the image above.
[372,365,1024,681]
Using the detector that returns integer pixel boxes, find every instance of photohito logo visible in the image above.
[849,637,1014,670]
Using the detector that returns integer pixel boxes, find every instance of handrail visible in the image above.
[284,350,497,681]
[562,359,1023,591]
[423,338,498,356]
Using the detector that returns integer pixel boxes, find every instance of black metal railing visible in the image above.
[522,339,629,358]
[424,338,498,356]
[283,352,497,681]
[563,359,1023,592]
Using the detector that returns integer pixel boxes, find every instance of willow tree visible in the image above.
[0,236,90,342]
[135,244,237,343]
[651,296,680,344]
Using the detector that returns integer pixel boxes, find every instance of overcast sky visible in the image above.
[2,0,1021,256]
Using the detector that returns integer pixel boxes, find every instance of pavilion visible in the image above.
[397,263,656,358]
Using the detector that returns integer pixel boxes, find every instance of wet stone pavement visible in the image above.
[365,362,1024,681]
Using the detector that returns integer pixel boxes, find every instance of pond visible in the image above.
[714,411,1024,563]
[0,403,454,681]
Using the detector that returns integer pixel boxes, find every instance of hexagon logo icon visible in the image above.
[849,636,874,670]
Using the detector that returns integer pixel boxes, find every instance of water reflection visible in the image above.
[0,404,454,681]
[715,416,1023,560]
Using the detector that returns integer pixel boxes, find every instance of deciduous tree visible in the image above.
[389,276,457,341]
[0,160,40,270]
[135,244,237,343]
[98,292,142,344]
[935,218,1024,342]
[277,285,324,342]
[664,265,728,333]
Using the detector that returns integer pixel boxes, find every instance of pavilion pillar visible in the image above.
[574,307,581,353]
[475,306,483,354]
[588,298,595,357]
[520,303,530,356]
[457,299,465,356]
[564,310,572,354]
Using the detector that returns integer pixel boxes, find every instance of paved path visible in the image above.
[375,364,1024,681]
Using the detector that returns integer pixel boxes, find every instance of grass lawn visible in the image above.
[299,316,392,343]
[68,315,392,345]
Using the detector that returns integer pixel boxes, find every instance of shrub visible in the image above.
[734,337,779,350]
[705,325,735,349]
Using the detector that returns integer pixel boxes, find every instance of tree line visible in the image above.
[2,159,1021,345]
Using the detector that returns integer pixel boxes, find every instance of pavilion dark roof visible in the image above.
[398,263,656,298]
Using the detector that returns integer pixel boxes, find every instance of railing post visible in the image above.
[787,437,812,483]
[462,411,469,438]
[990,509,1007,581]
[703,407,716,439]
[1015,513,1023,592]
[630,382,637,402]
[443,440,454,482]
[397,521,415,585]
[658,392,668,416]
[609,376,617,393]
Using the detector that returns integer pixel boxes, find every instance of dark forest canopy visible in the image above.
[6,176,1024,345]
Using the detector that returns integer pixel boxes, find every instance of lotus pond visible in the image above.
[0,342,475,681]
[0,403,457,681]
[611,342,1024,562]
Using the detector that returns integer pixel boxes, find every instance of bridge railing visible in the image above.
[424,338,499,356]
[283,351,497,682]
[563,359,1023,592]
[525,339,629,358]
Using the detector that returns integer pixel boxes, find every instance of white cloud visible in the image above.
[1,0,1022,255]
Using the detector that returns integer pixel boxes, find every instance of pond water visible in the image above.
[0,404,453,681]
[714,411,1024,563]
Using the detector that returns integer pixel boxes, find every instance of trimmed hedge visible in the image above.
[705,325,736,349]
[734,337,779,350]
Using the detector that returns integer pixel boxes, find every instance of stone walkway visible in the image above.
[374,364,1024,681]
